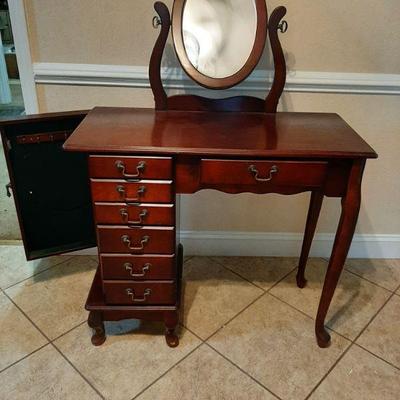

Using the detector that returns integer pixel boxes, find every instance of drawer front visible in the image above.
[94,203,174,225]
[89,156,173,179]
[201,159,328,187]
[91,179,173,203]
[101,254,175,280]
[97,226,175,254]
[104,281,176,305]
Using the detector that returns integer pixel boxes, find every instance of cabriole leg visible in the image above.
[297,191,324,288]
[315,161,364,348]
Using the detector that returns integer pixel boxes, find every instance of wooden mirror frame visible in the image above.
[149,1,287,113]
[171,0,268,90]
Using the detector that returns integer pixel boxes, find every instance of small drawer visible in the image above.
[104,281,176,305]
[201,159,328,187]
[89,155,172,179]
[94,203,174,225]
[91,179,173,203]
[101,254,175,280]
[97,225,175,254]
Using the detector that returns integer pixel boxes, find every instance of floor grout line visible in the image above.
[1,289,104,398]
[2,255,76,291]
[354,342,400,371]
[204,342,284,400]
[351,291,397,344]
[188,257,353,344]
[184,257,397,400]
[394,281,400,297]
[266,265,301,293]
[341,257,400,293]
[180,324,207,344]
[50,320,87,343]
[343,268,397,293]
[181,256,297,343]
[203,292,267,343]
[2,290,53,342]
[313,257,396,294]
[213,256,303,294]
[304,342,355,400]
[266,292,315,322]
[348,290,400,373]
[305,289,399,399]
[264,259,397,342]
[199,258,400,399]
[183,255,195,264]
[50,342,106,400]
[266,291,352,343]
[210,257,270,291]
[130,342,204,400]
[1,253,399,398]
[0,342,51,375]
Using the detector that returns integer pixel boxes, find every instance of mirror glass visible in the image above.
[182,0,258,79]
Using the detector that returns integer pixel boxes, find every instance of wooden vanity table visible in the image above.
[1,0,377,349]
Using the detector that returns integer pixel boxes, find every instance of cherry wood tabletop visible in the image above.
[63,107,377,159]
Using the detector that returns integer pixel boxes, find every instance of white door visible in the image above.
[0,30,12,104]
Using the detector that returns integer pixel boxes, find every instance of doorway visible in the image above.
[0,0,25,117]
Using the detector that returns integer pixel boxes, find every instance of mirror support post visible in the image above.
[265,6,288,113]
[149,2,171,110]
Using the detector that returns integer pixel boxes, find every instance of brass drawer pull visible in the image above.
[248,165,279,182]
[124,262,151,278]
[115,160,146,178]
[121,235,149,251]
[116,185,146,201]
[125,288,151,303]
[120,208,148,224]
[116,185,126,197]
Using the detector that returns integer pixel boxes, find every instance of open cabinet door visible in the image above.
[1,110,96,260]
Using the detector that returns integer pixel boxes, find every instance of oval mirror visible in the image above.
[172,0,268,89]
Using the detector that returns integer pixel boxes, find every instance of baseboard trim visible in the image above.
[179,231,400,258]
[3,232,396,259]
[33,63,400,96]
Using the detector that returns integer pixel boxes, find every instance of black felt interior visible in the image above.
[3,116,96,259]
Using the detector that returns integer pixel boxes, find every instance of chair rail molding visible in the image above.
[33,62,400,95]
[178,231,400,259]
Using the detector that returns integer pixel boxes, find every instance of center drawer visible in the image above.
[91,179,173,203]
[97,225,175,254]
[201,159,328,187]
[103,281,176,305]
[94,203,174,225]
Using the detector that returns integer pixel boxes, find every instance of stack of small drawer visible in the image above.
[89,155,177,306]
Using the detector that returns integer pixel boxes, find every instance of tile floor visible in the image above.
[0,244,399,400]
[0,81,25,117]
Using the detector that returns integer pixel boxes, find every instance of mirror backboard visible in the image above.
[172,0,268,89]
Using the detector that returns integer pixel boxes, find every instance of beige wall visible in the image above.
[1,1,399,240]
[24,0,400,73]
